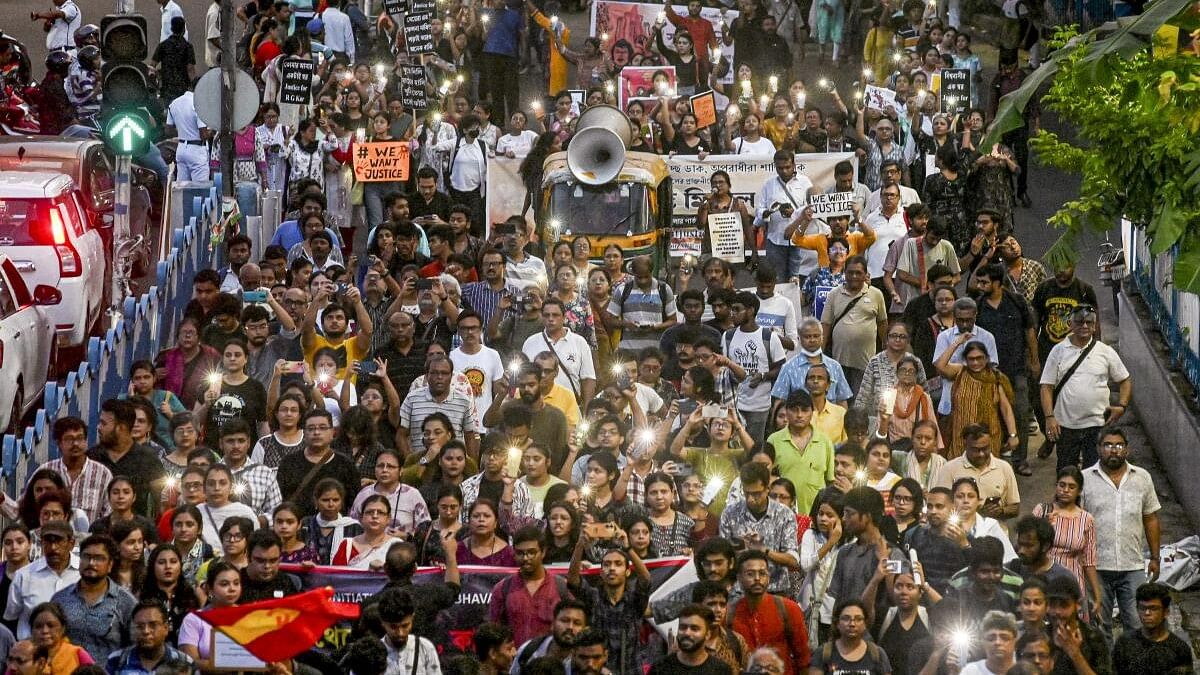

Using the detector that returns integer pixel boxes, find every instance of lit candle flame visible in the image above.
[637,428,656,445]
[206,372,222,388]
[508,360,522,375]
[600,32,609,42]
[550,14,559,24]
[768,75,779,93]
[611,363,625,376]
[434,112,442,122]
[580,485,592,498]
[605,81,614,93]
[318,373,331,385]
[578,421,591,435]
[741,80,752,97]
[854,469,867,483]
[508,446,523,462]
[233,482,246,497]
[481,14,489,23]
[164,477,177,491]
[818,78,829,89]
[531,100,542,109]
[893,52,902,63]
[949,512,961,525]
[374,64,387,77]
[456,74,464,83]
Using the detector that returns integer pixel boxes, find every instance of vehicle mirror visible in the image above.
[33,285,62,306]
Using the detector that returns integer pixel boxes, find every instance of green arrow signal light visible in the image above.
[104,113,148,155]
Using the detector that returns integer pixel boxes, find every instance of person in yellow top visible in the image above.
[760,96,798,150]
[526,0,571,95]
[791,202,876,267]
[767,389,835,515]
[805,364,847,443]
[301,284,373,381]
[534,351,582,428]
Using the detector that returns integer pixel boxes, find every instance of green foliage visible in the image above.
[1033,21,1200,290]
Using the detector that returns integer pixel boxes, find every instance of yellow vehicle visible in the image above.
[538,106,673,274]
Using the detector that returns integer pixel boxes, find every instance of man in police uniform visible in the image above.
[166,80,212,182]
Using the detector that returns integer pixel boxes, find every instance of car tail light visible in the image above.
[49,206,80,277]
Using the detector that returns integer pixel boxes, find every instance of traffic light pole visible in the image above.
[220,0,235,198]
[111,153,133,311]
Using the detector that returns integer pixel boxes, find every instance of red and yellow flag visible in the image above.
[199,587,360,663]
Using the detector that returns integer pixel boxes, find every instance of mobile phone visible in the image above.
[415,278,434,291]
[702,404,724,419]
[615,372,632,391]
[286,361,306,374]
[885,559,904,574]
[335,282,352,295]
[584,522,615,539]
[355,361,379,376]
[243,290,267,303]
[984,496,1001,507]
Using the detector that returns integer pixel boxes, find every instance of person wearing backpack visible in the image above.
[488,527,570,649]
[724,291,787,446]
[728,550,811,675]
[607,256,679,352]
[809,599,893,674]
[511,599,591,674]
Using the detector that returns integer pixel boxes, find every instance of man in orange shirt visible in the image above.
[791,203,875,267]
[729,550,811,675]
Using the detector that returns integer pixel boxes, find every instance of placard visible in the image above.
[382,0,404,19]
[617,66,676,109]
[690,91,717,128]
[940,68,970,115]
[408,0,436,13]
[813,285,835,319]
[668,228,704,257]
[399,64,428,110]
[353,142,412,182]
[404,12,435,54]
[211,631,268,671]
[863,85,898,113]
[708,213,744,263]
[568,90,586,116]
[809,192,855,219]
[278,58,315,106]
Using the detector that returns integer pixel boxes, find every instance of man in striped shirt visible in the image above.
[36,417,112,525]
[398,355,480,458]
[497,220,547,293]
[462,248,511,329]
[607,256,678,351]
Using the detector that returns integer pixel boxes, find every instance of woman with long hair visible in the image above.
[89,476,156,542]
[520,131,561,221]
[169,504,212,587]
[652,29,709,96]
[924,144,969,254]
[272,502,319,564]
[519,445,566,519]
[285,118,337,191]
[696,170,754,261]
[195,338,268,444]
[801,490,844,643]
[413,485,463,566]
[357,379,401,450]
[28,602,94,673]
[255,102,288,191]
[17,470,86,535]
[936,339,1018,459]
[154,317,220,410]
[542,500,580,564]
[252,393,306,469]
[1031,466,1103,621]
[178,561,242,670]
[334,406,386,487]
[140,544,203,641]
[456,499,515,566]
[660,111,710,157]
[363,112,404,230]
[301,479,362,566]
[587,268,617,365]
[952,477,1017,562]
[129,398,169,456]
[897,419,946,489]
[876,355,938,446]
[0,524,31,619]
[110,520,149,592]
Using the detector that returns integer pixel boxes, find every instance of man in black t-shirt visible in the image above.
[648,604,733,675]
[1111,582,1193,675]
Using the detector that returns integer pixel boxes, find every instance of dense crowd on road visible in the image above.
[0,0,1189,674]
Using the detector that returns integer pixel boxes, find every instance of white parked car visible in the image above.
[0,171,105,352]
[0,253,60,433]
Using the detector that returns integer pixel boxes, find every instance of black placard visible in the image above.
[404,12,435,54]
[383,0,405,19]
[279,57,315,106]
[408,0,436,14]
[399,64,429,110]
[940,68,970,115]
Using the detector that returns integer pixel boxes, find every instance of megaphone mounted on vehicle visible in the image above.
[566,104,635,185]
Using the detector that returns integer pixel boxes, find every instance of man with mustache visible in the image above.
[649,604,732,675]
[512,599,591,672]
[728,550,810,675]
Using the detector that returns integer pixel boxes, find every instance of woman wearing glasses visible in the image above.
[856,322,927,433]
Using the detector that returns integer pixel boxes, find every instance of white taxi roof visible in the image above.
[0,172,75,199]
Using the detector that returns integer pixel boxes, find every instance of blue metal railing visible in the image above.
[0,177,226,499]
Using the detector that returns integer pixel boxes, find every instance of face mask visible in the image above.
[801,347,823,358]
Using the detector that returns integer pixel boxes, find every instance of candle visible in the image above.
[433,112,443,122]
[481,13,489,23]
[768,75,778,93]
[550,14,559,25]
[710,46,722,61]
[854,469,867,484]
[656,10,666,24]
[374,64,387,77]
[205,372,222,388]
[508,359,522,375]
[740,79,752,98]
[605,81,614,93]
[817,77,829,90]
[600,32,609,42]
[880,387,897,411]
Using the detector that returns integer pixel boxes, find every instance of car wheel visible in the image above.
[6,385,21,437]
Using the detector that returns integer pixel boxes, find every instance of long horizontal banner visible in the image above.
[282,556,691,657]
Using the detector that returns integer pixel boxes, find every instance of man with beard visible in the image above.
[490,528,569,648]
[105,599,197,673]
[218,420,282,526]
[1012,516,1079,594]
[242,305,299,388]
[903,487,969,594]
[1044,576,1111,675]
[1081,428,1160,640]
[567,629,609,675]
[650,605,731,675]
[392,220,433,269]
[398,356,479,458]
[50,534,134,661]
[358,541,460,644]
[513,599,591,671]
[661,291,723,363]
[377,588,441,675]
[678,257,735,324]
[653,538,739,624]
[754,151,817,283]
[567,527,651,675]
[88,399,165,518]
[462,249,511,328]
[826,487,904,621]
[483,365,569,471]
[300,284,373,382]
[729,550,810,675]
[719,463,800,595]
[930,536,1016,632]
[271,193,336,251]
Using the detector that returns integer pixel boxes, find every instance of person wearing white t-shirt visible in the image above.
[723,291,787,444]
[730,114,777,155]
[752,267,799,351]
[198,465,258,549]
[522,298,596,404]
[496,111,540,158]
[956,610,1018,675]
[753,151,816,282]
[450,311,506,433]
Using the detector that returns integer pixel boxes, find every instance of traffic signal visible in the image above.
[100,14,151,153]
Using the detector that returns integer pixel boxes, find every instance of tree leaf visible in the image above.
[1150,200,1187,254]
[1173,236,1200,294]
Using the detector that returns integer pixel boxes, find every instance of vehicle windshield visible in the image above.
[548,182,648,235]
[0,198,55,246]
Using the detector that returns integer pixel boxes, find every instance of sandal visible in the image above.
[1037,442,1054,460]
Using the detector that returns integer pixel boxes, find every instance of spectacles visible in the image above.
[892,495,913,504]
[133,621,164,632]
[222,532,245,542]
[1101,442,1127,450]
[886,333,909,339]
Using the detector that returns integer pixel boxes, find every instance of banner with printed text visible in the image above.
[284,557,690,657]
[590,1,738,69]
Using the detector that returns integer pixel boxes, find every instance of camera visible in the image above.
[415,278,434,291]
[354,361,379,377]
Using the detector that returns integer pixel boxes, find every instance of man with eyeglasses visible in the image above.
[1111,582,1193,674]
[1015,631,1057,675]
[932,297,999,417]
[1039,305,1130,470]
[719,463,800,596]
[277,409,360,517]
[451,310,507,433]
[5,641,39,675]
[864,159,921,212]
[958,208,1004,283]
[462,249,512,329]
[492,527,569,649]
[49,533,133,662]
[37,416,112,526]
[820,255,889,394]
[753,150,817,283]
[730,550,810,675]
[480,367,569,473]
[1081,427,1160,641]
[863,184,910,287]
[497,220,547,294]
[398,356,480,460]
[105,599,197,673]
[240,529,301,602]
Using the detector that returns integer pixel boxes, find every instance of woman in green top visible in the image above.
[669,406,755,518]
[519,444,565,519]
